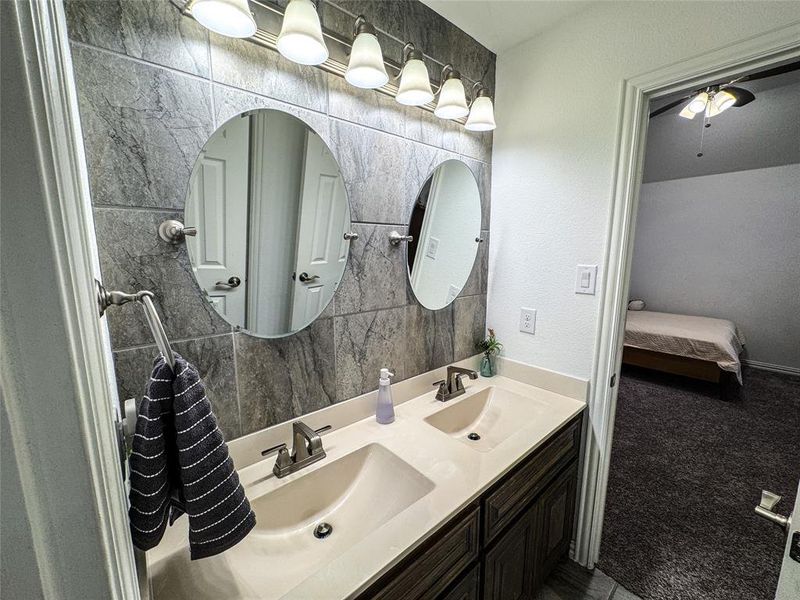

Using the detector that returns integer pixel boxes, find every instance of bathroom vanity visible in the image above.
[358,412,581,600]
[146,372,586,600]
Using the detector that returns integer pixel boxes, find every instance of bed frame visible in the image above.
[622,347,722,383]
[622,347,740,400]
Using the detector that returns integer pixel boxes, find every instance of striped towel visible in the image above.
[128,354,255,560]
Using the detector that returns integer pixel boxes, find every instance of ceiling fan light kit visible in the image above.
[677,85,758,120]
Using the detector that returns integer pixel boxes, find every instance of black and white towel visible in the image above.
[128,354,256,560]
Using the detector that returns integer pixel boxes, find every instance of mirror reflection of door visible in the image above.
[185,116,249,327]
[185,108,351,338]
[290,132,348,331]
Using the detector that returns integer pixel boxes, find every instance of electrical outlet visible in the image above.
[519,308,536,334]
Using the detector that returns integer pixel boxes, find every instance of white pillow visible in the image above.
[628,299,646,311]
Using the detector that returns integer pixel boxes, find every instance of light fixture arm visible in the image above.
[392,42,422,82]
[467,80,492,107]
[433,64,456,98]
[352,15,375,39]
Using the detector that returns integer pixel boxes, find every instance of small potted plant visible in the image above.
[477,328,503,377]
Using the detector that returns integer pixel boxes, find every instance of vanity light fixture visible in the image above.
[277,0,328,66]
[190,0,256,38]
[395,43,434,106]
[465,83,496,131]
[345,16,389,89]
[434,65,469,120]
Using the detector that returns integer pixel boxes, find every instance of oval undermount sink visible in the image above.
[424,386,552,452]
[150,443,434,599]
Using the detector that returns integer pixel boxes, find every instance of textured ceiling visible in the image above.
[420,0,595,53]
[643,66,800,183]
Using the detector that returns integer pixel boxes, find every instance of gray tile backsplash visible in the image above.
[235,321,337,436]
[67,0,493,440]
[113,334,241,440]
[72,44,214,210]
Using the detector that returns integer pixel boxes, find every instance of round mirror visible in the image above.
[184,109,351,337]
[407,159,482,310]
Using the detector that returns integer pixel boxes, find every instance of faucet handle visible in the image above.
[261,442,287,457]
[271,446,293,477]
[433,380,448,401]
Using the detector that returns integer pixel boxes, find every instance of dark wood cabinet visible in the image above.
[362,505,480,600]
[357,413,584,600]
[483,500,539,600]
[439,564,480,600]
[535,461,579,586]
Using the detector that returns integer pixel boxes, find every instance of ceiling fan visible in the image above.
[648,60,800,119]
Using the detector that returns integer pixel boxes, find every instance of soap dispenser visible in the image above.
[376,368,395,424]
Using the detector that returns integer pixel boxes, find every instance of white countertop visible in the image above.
[147,373,586,600]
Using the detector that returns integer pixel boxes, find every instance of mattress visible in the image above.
[624,310,746,383]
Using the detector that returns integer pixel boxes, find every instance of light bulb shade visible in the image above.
[345,32,388,88]
[192,0,256,38]
[277,0,328,65]
[713,90,736,113]
[435,77,469,120]
[678,104,697,120]
[465,95,496,131]
[396,59,434,106]
[687,92,709,114]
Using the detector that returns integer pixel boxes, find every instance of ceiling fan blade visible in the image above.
[737,60,800,83]
[649,96,691,118]
[725,86,756,107]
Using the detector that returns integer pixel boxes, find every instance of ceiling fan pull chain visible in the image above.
[697,115,708,158]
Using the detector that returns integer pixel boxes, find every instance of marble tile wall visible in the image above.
[66,0,494,441]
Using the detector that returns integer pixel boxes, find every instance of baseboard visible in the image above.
[743,359,800,376]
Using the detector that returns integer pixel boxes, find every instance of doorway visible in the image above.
[579,38,800,600]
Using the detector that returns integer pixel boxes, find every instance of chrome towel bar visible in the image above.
[95,280,176,371]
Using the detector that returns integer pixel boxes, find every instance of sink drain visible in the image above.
[314,522,333,539]
[467,432,481,441]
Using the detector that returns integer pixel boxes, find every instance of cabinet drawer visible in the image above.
[483,416,581,543]
[363,505,480,600]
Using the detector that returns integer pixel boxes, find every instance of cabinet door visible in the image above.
[483,501,539,600]
[438,564,479,600]
[536,461,579,586]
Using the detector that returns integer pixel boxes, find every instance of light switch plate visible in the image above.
[575,265,598,295]
[519,308,536,334]
[426,237,440,259]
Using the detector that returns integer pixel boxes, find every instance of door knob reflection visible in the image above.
[215,276,241,289]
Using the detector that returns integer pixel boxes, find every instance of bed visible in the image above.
[623,310,746,387]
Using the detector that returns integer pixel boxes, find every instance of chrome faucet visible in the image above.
[434,365,479,402]
[262,421,331,478]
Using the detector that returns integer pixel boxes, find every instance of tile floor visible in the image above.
[537,560,643,600]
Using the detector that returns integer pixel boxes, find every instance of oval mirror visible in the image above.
[407,159,482,310]
[184,109,351,338]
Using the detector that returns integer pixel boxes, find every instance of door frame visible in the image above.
[2,0,140,597]
[573,21,800,568]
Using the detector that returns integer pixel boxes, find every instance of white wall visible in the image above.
[489,1,800,379]
[629,164,800,369]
